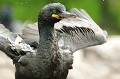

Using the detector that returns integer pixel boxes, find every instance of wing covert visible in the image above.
[54,9,107,53]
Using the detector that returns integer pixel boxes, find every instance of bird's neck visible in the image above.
[38,22,54,42]
[37,22,57,57]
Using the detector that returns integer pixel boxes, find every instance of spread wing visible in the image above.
[0,8,107,65]
[54,8,107,53]
[0,24,35,63]
[20,23,39,46]
[0,24,17,59]
[20,9,107,54]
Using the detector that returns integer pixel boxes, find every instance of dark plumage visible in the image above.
[0,3,107,79]
[15,3,75,79]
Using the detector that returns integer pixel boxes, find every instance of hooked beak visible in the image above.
[51,11,76,19]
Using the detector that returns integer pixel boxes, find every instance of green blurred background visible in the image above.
[0,0,120,35]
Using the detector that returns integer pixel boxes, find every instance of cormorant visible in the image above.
[0,3,107,79]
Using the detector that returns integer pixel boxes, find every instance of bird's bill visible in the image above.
[51,12,76,19]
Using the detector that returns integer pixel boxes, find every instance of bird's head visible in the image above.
[38,3,76,26]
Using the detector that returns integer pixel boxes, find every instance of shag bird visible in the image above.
[0,3,107,79]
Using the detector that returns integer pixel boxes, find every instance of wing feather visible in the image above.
[0,24,16,39]
[0,24,35,62]
[54,9,107,53]
[20,23,39,44]
[19,9,107,53]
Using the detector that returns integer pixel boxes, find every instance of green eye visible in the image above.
[53,10,57,13]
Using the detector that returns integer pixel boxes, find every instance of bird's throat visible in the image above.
[38,24,54,43]
[37,23,57,57]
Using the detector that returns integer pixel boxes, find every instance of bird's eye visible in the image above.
[53,10,57,14]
